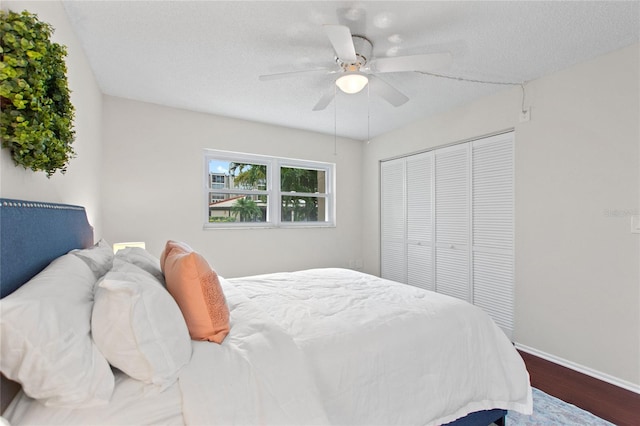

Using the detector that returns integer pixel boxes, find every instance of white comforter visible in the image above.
[180,268,532,426]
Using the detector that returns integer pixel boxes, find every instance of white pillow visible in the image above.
[71,239,114,279]
[92,259,191,389]
[114,246,165,285]
[0,254,115,407]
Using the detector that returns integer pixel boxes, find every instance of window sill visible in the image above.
[203,222,336,230]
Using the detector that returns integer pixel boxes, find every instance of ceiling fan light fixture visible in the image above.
[335,73,369,94]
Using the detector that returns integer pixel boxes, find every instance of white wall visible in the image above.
[0,0,104,235]
[362,44,640,388]
[101,96,363,278]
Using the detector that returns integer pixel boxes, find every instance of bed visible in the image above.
[0,198,532,425]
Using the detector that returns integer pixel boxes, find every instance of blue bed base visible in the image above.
[0,199,93,298]
[446,408,506,425]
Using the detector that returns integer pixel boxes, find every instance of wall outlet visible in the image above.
[632,215,640,234]
[519,108,531,122]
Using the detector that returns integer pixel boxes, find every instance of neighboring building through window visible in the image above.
[204,150,335,228]
[210,173,226,189]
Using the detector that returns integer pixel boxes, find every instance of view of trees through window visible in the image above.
[206,156,330,225]
[280,166,326,222]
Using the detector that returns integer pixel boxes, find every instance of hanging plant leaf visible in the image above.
[0,10,75,178]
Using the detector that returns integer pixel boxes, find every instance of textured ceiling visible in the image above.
[62,1,639,141]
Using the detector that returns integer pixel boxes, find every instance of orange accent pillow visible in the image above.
[159,240,192,271]
[160,241,230,343]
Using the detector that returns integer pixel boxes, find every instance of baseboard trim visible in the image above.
[516,346,640,426]
[515,343,640,394]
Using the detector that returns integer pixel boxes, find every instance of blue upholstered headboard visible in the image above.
[0,199,94,298]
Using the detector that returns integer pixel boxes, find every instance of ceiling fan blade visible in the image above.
[259,68,335,81]
[368,52,452,73]
[312,90,335,111]
[368,76,409,107]
[323,25,357,63]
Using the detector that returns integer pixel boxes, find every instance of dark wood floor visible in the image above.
[518,350,640,426]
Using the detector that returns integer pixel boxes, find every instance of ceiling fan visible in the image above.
[259,24,453,111]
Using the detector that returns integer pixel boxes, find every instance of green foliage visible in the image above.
[209,216,236,223]
[282,195,318,222]
[0,10,76,177]
[227,163,322,222]
[230,162,267,190]
[280,167,319,193]
[231,197,263,222]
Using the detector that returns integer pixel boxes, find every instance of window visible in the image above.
[210,174,226,189]
[204,150,335,228]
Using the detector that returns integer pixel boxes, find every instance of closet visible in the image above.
[380,132,514,338]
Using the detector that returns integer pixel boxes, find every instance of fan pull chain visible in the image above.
[367,82,371,144]
[333,83,337,156]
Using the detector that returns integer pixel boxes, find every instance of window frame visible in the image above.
[203,149,336,229]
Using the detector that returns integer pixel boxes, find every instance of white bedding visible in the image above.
[218,268,532,426]
[5,268,532,426]
[179,282,329,425]
[4,370,183,425]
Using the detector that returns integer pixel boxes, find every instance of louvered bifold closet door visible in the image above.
[406,152,434,291]
[472,133,514,339]
[381,159,406,283]
[435,144,470,301]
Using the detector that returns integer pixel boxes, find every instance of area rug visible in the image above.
[506,387,614,425]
